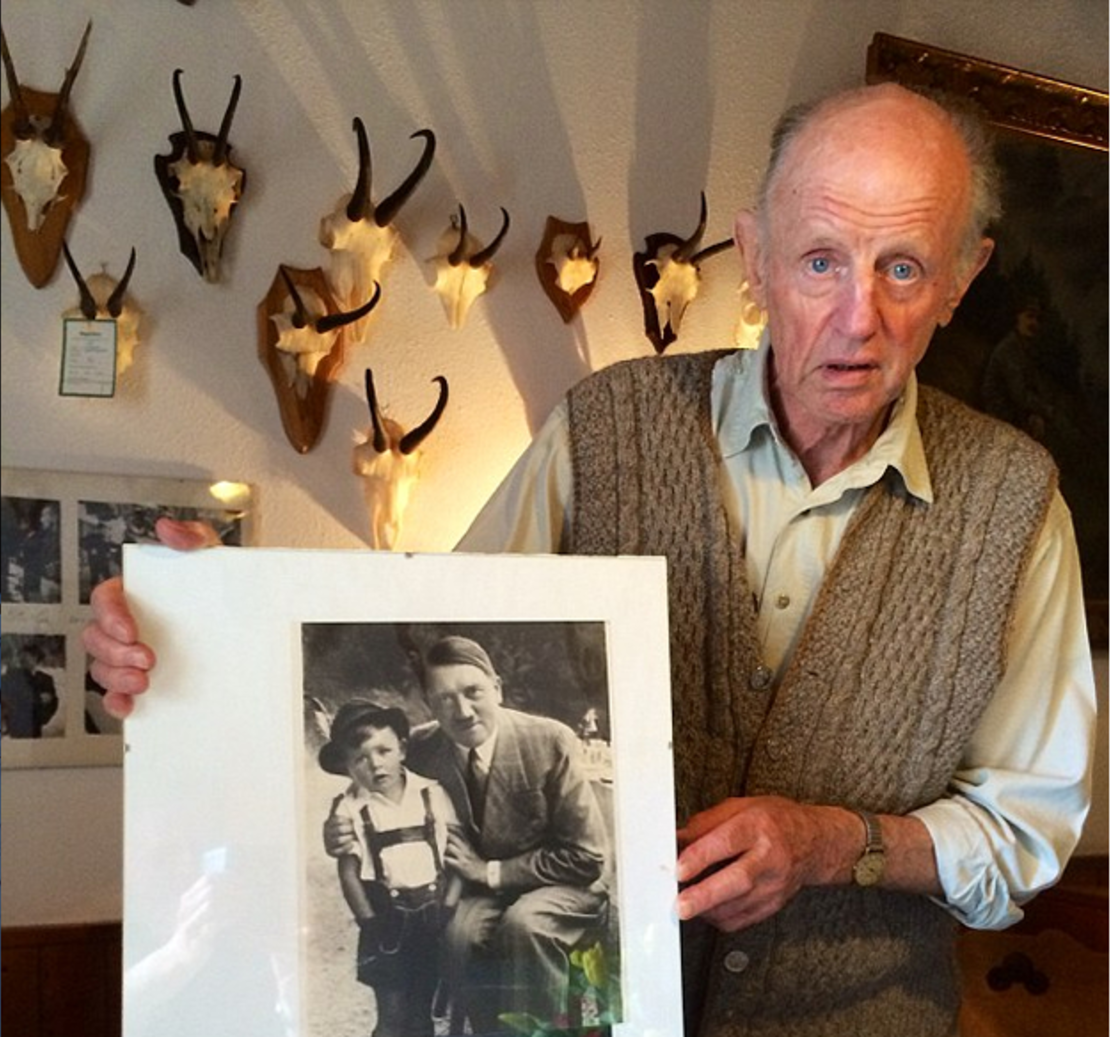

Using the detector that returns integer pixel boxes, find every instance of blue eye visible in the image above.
[807,256,832,275]
[889,261,916,281]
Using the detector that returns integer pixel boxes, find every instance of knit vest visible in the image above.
[566,351,1057,1037]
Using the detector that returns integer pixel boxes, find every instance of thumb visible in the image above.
[155,516,224,550]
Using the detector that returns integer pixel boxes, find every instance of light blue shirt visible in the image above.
[457,338,1096,930]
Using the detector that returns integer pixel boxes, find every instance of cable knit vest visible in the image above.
[566,351,1057,1037]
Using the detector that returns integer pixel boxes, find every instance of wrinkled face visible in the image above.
[738,88,992,447]
[345,724,406,796]
[423,662,502,750]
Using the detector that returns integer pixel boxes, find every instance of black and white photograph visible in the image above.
[0,468,252,769]
[121,547,681,1037]
[1,632,65,741]
[1,495,62,605]
[78,498,247,603]
[301,620,620,1037]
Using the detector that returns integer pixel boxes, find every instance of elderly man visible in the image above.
[86,83,1095,1037]
[393,633,608,1031]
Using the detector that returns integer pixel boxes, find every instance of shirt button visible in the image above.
[775,594,790,610]
[749,665,773,690]
[723,950,750,974]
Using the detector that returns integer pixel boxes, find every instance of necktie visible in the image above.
[466,747,487,827]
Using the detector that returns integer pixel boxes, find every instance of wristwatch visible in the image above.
[851,810,886,887]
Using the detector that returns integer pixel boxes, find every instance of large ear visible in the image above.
[939,237,994,327]
[733,209,767,308]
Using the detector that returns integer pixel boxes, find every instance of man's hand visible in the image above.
[81,518,222,719]
[443,827,488,885]
[675,795,861,932]
[323,810,358,859]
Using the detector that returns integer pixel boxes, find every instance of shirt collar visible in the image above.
[457,730,497,770]
[712,330,933,503]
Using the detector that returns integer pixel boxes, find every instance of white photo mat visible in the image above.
[0,468,251,768]
[122,546,681,1037]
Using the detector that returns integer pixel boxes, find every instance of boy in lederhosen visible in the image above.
[320,701,461,1037]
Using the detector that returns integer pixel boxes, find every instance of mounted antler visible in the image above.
[432,204,510,328]
[61,241,142,373]
[535,216,602,323]
[632,192,732,352]
[0,21,92,287]
[353,369,449,549]
[154,69,246,283]
[319,121,435,340]
[257,265,382,453]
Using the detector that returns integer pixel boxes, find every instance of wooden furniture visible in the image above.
[1,923,121,1037]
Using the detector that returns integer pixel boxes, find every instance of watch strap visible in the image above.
[851,809,885,887]
[854,809,883,854]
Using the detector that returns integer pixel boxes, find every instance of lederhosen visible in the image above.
[354,786,450,988]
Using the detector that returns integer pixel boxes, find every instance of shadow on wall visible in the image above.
[377,1,595,432]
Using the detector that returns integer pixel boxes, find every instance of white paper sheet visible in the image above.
[122,546,682,1037]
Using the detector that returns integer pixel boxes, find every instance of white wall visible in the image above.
[2,0,1106,925]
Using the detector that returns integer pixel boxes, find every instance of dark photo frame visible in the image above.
[867,33,1109,646]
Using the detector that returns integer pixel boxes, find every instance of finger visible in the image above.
[676,822,749,885]
[677,798,752,850]
[102,688,139,720]
[90,660,151,717]
[155,516,223,550]
[701,895,776,932]
[677,857,755,920]
[82,618,156,672]
[88,576,139,644]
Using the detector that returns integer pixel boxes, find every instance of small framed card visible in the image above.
[122,547,682,1037]
[60,318,117,397]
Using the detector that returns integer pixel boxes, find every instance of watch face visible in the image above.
[854,852,885,887]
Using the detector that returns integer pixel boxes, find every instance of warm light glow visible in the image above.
[733,280,766,350]
[208,481,252,508]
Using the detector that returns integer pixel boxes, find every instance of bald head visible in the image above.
[759,83,1000,274]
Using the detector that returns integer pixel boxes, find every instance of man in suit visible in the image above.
[338,633,609,1032]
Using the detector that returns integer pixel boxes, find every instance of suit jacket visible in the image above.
[408,708,607,894]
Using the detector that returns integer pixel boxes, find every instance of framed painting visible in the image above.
[121,547,682,1037]
[867,33,1109,646]
[0,468,252,767]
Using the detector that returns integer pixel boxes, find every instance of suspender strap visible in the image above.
[371,827,431,848]
[421,786,445,874]
[360,804,388,884]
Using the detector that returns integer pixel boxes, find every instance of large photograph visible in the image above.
[302,621,619,1036]
[121,548,681,1037]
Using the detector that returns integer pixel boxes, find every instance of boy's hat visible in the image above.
[318,699,410,776]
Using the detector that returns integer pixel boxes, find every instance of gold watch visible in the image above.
[851,810,885,887]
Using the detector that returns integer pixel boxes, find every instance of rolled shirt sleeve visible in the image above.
[455,401,572,555]
[913,492,1097,928]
